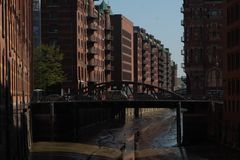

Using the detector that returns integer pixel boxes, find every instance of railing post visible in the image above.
[177,102,182,146]
[134,107,139,119]
[50,102,55,141]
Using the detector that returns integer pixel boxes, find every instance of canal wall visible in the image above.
[30,102,126,142]
[182,101,223,145]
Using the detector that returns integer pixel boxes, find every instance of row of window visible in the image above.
[77,67,105,82]
[227,3,240,25]
[122,30,132,40]
[225,100,240,113]
[227,79,240,96]
[87,70,105,83]
[227,52,240,71]
[185,8,222,19]
[227,28,240,48]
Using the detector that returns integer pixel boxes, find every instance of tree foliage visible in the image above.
[34,44,65,90]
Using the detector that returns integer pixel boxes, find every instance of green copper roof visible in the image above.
[98,0,113,14]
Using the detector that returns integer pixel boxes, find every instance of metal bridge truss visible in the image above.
[81,81,185,100]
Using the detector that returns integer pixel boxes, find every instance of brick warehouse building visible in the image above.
[133,27,177,91]
[223,0,240,148]
[111,15,134,82]
[0,0,33,159]
[41,0,113,93]
[182,0,224,99]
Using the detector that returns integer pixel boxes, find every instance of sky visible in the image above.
[96,0,185,77]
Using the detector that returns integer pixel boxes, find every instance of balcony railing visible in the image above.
[181,49,185,55]
[87,36,97,44]
[181,63,185,69]
[88,23,98,31]
[105,35,113,41]
[105,45,113,51]
[87,14,98,20]
[87,48,97,56]
[181,6,184,13]
[105,55,114,61]
[105,65,114,71]
[181,20,184,26]
[181,36,185,42]
[105,26,113,31]
[87,59,97,69]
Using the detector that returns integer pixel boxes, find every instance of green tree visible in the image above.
[33,44,65,90]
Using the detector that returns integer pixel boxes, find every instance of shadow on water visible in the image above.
[30,107,240,160]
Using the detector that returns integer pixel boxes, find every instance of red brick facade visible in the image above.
[182,0,224,99]
[223,0,240,148]
[111,15,134,82]
[0,0,32,159]
[41,0,112,93]
[133,27,177,91]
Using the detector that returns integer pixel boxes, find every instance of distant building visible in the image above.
[171,61,178,91]
[133,27,177,91]
[0,0,33,159]
[141,29,152,85]
[111,15,134,82]
[182,0,224,99]
[133,27,143,84]
[175,77,187,91]
[164,49,173,91]
[223,0,240,149]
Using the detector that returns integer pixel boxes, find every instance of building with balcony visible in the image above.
[41,0,88,93]
[87,0,106,87]
[133,26,143,85]
[0,0,33,159]
[141,30,152,85]
[223,0,240,149]
[182,0,224,99]
[41,0,113,93]
[111,15,134,82]
[133,27,177,91]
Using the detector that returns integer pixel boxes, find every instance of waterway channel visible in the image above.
[30,108,240,160]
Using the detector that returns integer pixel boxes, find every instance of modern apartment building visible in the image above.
[182,0,224,99]
[41,0,112,93]
[223,0,240,149]
[0,0,32,159]
[111,15,134,82]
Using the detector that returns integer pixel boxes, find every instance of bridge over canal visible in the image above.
[31,81,223,148]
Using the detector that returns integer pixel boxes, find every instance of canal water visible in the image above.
[30,108,240,160]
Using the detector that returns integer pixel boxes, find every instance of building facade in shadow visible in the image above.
[0,0,33,159]
[182,0,224,99]
[223,0,240,149]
